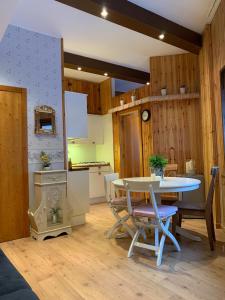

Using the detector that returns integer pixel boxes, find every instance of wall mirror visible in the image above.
[34,105,56,135]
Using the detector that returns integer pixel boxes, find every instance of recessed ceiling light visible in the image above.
[146,82,150,85]
[77,67,82,71]
[159,33,165,40]
[101,7,108,18]
[104,72,108,76]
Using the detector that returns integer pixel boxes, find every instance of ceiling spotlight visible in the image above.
[104,72,108,76]
[77,67,82,71]
[146,82,150,85]
[101,7,108,18]
[159,33,165,40]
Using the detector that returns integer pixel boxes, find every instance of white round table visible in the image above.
[113,176,202,241]
[113,177,201,193]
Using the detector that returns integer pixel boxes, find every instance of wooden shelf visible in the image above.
[108,93,200,114]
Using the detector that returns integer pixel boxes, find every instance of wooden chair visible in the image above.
[104,173,142,239]
[161,147,179,204]
[173,166,219,250]
[161,163,179,204]
[124,180,180,266]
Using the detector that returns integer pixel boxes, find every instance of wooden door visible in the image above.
[119,109,143,178]
[0,86,29,242]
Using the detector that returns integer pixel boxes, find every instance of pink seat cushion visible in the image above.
[133,205,178,218]
[111,197,145,207]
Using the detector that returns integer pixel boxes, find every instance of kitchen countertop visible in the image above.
[72,163,110,168]
[68,167,89,171]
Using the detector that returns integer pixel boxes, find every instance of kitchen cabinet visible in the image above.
[88,115,104,144]
[89,166,111,201]
[65,91,88,138]
[67,170,89,226]
[64,77,102,115]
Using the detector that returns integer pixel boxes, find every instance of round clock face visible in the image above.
[141,110,150,122]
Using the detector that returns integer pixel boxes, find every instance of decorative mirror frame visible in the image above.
[34,105,56,136]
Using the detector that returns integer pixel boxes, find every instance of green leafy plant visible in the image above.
[149,155,168,169]
[40,151,51,167]
[50,207,61,215]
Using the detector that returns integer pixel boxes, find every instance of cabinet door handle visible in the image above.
[98,172,101,175]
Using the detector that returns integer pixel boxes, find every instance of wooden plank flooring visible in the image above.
[1,203,225,300]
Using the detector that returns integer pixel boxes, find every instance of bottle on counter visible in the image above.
[68,158,72,171]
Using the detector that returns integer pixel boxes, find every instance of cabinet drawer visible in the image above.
[35,172,67,184]
[89,166,111,173]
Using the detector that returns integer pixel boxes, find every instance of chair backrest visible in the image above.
[104,173,119,203]
[123,179,160,217]
[205,166,219,214]
[165,164,178,177]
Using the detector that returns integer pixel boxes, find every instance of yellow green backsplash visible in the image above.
[68,144,96,163]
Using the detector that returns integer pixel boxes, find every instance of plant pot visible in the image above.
[131,95,136,102]
[52,213,57,224]
[120,100,124,106]
[152,167,164,179]
[180,87,186,94]
[161,88,167,96]
[42,166,51,171]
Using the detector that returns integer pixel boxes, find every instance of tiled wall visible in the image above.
[0,25,64,207]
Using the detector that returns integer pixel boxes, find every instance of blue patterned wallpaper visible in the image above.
[0,25,64,163]
[0,25,64,207]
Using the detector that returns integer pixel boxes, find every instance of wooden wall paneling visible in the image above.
[64,77,102,114]
[151,99,203,174]
[150,53,200,96]
[208,0,225,226]
[111,84,151,108]
[118,108,143,178]
[112,112,120,174]
[100,78,112,114]
[0,86,29,242]
[141,102,153,176]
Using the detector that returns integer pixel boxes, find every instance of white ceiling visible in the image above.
[1,0,219,82]
[11,0,186,74]
[64,68,108,83]
[0,0,19,41]
[129,0,217,33]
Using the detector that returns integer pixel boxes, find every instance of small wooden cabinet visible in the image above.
[28,170,72,240]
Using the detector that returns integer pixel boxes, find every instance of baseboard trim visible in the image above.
[89,197,106,205]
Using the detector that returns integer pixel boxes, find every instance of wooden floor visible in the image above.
[1,203,225,300]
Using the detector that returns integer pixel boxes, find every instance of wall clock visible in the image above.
[141,109,150,122]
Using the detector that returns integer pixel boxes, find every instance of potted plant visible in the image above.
[120,98,125,106]
[161,86,167,96]
[50,207,61,224]
[180,84,186,94]
[149,155,168,179]
[40,151,51,170]
[131,90,136,102]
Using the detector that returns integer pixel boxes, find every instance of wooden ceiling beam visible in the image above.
[56,0,202,54]
[64,52,150,84]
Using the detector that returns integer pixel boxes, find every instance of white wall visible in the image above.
[0,25,64,208]
[114,79,143,93]
[96,114,114,170]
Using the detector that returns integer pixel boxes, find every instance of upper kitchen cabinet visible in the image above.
[88,115,104,144]
[64,77,102,115]
[65,91,88,138]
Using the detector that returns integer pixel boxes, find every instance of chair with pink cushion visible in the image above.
[104,173,137,239]
[124,179,181,266]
